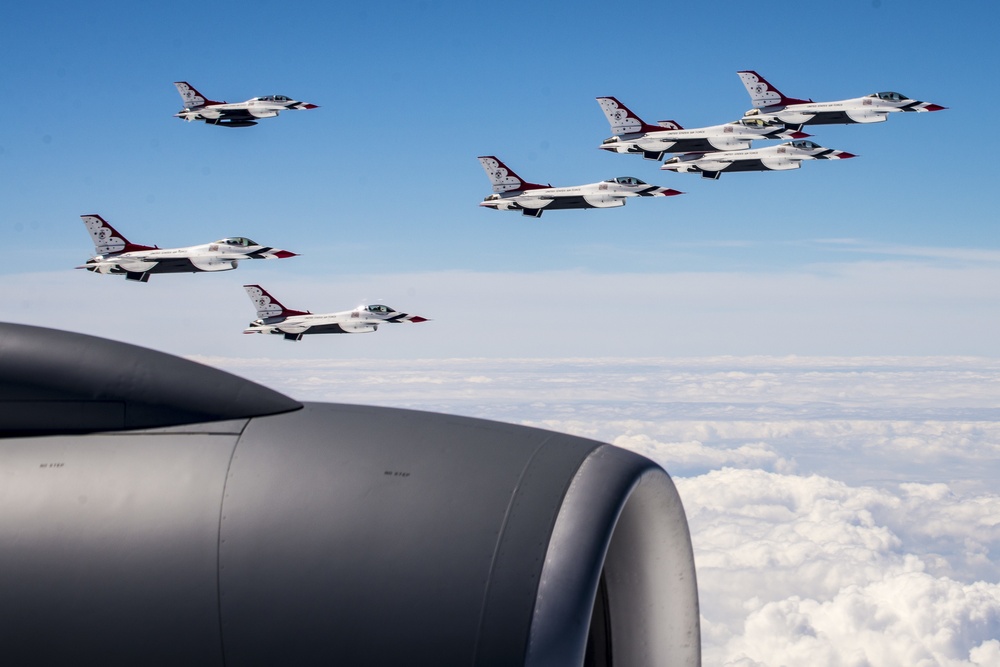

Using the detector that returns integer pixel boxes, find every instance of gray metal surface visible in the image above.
[218,403,599,665]
[0,322,301,436]
[0,429,240,665]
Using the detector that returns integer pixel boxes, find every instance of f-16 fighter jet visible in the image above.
[478,156,682,218]
[596,96,808,160]
[737,70,945,129]
[77,214,297,282]
[173,82,318,127]
[243,285,429,341]
[660,140,856,179]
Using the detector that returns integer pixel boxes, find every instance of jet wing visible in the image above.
[189,256,239,271]
[114,258,158,272]
[582,195,627,208]
[653,137,723,154]
[844,110,889,124]
[759,158,799,171]
[200,108,260,127]
[213,108,256,120]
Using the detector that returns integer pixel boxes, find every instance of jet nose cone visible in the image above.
[302,103,319,110]
[408,316,429,323]
[790,131,811,139]
[838,152,857,159]
[273,250,298,258]
[924,103,946,112]
[660,188,684,197]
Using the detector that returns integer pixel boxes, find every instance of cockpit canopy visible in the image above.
[738,117,772,129]
[217,237,257,247]
[788,140,820,150]
[871,91,907,102]
[367,304,394,314]
[605,176,647,186]
[256,95,291,102]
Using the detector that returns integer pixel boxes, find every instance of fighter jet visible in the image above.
[77,214,297,282]
[243,285,429,341]
[596,96,808,160]
[660,140,856,179]
[737,70,945,129]
[173,81,318,127]
[478,156,682,218]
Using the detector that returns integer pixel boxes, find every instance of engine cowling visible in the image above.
[0,323,701,666]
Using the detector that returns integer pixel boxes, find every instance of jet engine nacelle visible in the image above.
[0,323,700,667]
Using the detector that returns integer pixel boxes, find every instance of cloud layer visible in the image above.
[674,469,1000,666]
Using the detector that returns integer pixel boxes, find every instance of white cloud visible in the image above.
[667,469,1000,666]
[724,571,1000,667]
[611,433,796,474]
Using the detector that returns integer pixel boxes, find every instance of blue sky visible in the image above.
[4,4,1000,664]
[1,1,998,358]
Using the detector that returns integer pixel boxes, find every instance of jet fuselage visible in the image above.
[660,140,855,179]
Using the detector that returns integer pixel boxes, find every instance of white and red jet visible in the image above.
[173,82,318,127]
[243,285,429,341]
[77,215,297,282]
[737,70,945,130]
[596,96,808,160]
[478,156,682,218]
[660,140,856,179]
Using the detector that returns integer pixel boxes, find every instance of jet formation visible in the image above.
[173,82,319,127]
[596,96,809,159]
[68,72,942,343]
[243,285,429,341]
[480,70,944,200]
[661,140,855,179]
[77,214,297,282]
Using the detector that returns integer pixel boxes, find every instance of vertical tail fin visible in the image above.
[173,81,222,109]
[80,215,156,256]
[596,97,662,135]
[244,285,310,320]
[737,71,811,109]
[477,156,548,193]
